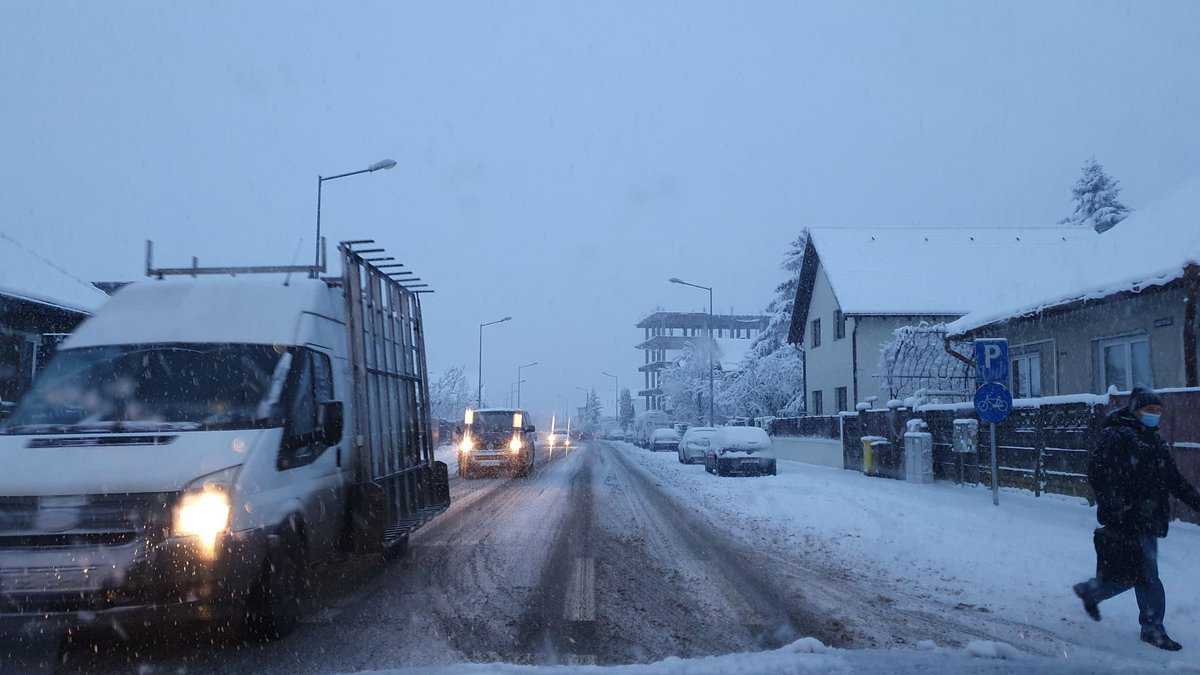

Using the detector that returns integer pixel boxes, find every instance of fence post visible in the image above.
[1033,407,1045,498]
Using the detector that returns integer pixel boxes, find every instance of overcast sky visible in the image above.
[3,1,1199,420]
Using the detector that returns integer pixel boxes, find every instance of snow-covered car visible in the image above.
[649,428,681,452]
[678,426,717,464]
[705,426,777,476]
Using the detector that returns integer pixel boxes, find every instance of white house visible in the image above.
[786,226,1091,414]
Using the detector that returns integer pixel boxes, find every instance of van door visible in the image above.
[278,348,344,560]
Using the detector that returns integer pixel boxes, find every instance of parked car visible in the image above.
[678,426,717,464]
[458,408,538,478]
[704,426,777,476]
[649,428,681,453]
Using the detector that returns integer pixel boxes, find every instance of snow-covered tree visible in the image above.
[429,366,473,421]
[1059,157,1130,233]
[877,323,972,402]
[583,389,603,431]
[719,232,809,417]
[661,339,729,423]
[618,388,635,431]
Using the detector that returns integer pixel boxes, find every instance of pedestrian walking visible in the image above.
[1073,387,1200,651]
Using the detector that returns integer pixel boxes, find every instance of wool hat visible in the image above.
[1128,386,1163,412]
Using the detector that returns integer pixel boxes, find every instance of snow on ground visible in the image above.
[610,442,1200,671]
[352,635,1176,674]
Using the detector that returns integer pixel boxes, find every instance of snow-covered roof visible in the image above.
[0,232,110,314]
[948,177,1200,335]
[64,277,343,349]
[806,226,1092,317]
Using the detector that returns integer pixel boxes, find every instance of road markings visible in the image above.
[563,557,595,622]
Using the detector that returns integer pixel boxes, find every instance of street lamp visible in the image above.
[602,371,618,426]
[669,277,714,426]
[314,158,397,275]
[517,361,539,408]
[478,316,512,407]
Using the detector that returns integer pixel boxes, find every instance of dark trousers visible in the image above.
[1080,534,1165,630]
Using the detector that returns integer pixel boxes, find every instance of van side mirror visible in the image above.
[525,425,536,433]
[319,401,344,446]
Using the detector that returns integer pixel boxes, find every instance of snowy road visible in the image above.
[2,441,1186,673]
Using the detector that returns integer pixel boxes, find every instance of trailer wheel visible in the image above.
[243,529,305,641]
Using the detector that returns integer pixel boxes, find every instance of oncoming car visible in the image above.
[704,426,777,476]
[547,430,571,450]
[649,428,680,453]
[458,408,537,478]
[678,426,717,464]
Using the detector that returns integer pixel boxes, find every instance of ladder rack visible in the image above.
[144,239,328,278]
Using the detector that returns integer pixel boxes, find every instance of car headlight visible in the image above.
[509,436,523,453]
[459,436,475,453]
[174,465,240,558]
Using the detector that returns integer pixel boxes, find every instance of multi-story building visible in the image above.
[636,310,768,411]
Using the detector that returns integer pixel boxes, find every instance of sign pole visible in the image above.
[990,422,999,506]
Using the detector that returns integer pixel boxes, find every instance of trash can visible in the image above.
[904,431,934,483]
[861,436,889,476]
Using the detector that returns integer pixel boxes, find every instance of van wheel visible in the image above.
[383,534,409,561]
[243,529,305,641]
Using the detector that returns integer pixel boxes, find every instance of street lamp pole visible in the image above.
[517,361,539,408]
[602,371,618,424]
[669,277,715,426]
[478,316,512,408]
[314,158,397,275]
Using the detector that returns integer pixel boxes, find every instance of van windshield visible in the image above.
[3,343,291,434]
[471,411,520,434]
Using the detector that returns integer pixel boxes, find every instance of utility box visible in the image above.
[904,420,934,484]
[953,419,979,454]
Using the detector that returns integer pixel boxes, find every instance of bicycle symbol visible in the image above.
[978,394,1010,414]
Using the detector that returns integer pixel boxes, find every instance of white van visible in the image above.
[0,242,449,638]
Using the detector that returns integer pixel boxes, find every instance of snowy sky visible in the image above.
[2,1,1199,420]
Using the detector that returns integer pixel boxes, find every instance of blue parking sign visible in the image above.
[974,339,1009,385]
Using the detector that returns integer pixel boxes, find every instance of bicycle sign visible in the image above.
[973,381,1013,424]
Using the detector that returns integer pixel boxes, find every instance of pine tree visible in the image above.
[618,388,635,431]
[1059,157,1130,233]
[584,389,603,431]
[748,232,809,359]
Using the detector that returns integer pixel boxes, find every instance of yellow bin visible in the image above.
[862,438,874,475]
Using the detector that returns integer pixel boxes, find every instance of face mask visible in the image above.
[1139,413,1161,428]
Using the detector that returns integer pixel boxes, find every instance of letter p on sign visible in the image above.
[974,339,1009,386]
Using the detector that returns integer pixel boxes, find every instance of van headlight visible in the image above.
[509,436,523,454]
[174,465,240,558]
[459,435,475,453]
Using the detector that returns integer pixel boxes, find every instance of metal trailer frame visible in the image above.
[340,242,449,553]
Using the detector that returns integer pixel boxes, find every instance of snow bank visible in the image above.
[610,442,1200,670]
[349,635,1153,674]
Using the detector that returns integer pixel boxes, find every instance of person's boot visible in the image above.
[1141,627,1182,651]
[1072,583,1101,621]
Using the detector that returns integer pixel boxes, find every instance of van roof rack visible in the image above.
[143,237,434,294]
[144,239,327,278]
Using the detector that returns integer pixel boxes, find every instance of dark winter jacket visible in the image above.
[1088,408,1200,537]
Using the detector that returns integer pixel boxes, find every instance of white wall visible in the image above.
[803,260,855,414]
[772,437,844,469]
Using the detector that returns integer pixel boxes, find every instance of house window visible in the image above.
[1099,335,1152,391]
[811,390,823,416]
[811,319,821,348]
[836,386,848,412]
[834,310,846,340]
[1011,352,1042,398]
